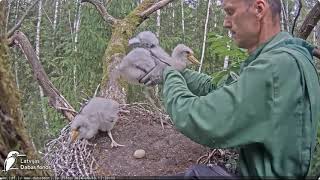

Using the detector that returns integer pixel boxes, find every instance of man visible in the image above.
[139,0,320,178]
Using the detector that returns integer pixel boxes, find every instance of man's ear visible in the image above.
[254,0,267,20]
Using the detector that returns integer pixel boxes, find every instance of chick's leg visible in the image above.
[107,131,124,148]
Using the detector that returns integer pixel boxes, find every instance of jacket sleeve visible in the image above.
[180,69,216,96]
[162,58,275,148]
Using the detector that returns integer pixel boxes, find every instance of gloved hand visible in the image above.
[139,56,187,86]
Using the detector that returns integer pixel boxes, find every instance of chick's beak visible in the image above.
[187,54,200,65]
[71,129,79,143]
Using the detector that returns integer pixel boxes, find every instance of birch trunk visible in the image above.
[223,31,232,70]
[181,0,185,41]
[171,3,175,29]
[156,9,160,37]
[198,0,211,73]
[35,0,49,130]
[280,0,285,31]
[5,0,11,33]
[14,0,21,90]
[52,0,59,47]
[73,0,82,93]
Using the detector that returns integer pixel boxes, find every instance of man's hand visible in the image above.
[139,57,187,86]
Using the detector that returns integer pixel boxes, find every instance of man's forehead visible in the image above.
[222,0,245,7]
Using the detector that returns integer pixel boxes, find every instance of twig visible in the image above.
[291,0,302,36]
[56,107,78,114]
[7,0,41,37]
[81,0,118,24]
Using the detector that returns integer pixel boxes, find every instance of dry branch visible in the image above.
[8,31,76,122]
[297,1,320,40]
[140,0,175,18]
[296,1,320,59]
[81,0,118,24]
[7,0,41,37]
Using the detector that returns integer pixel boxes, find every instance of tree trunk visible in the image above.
[0,1,49,176]
[13,0,20,90]
[52,0,59,47]
[81,0,174,103]
[181,0,185,42]
[198,0,211,73]
[73,0,82,94]
[171,2,175,29]
[156,9,160,37]
[35,0,49,131]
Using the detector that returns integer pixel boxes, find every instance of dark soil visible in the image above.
[91,104,210,176]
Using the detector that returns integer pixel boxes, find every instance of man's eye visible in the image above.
[225,9,234,16]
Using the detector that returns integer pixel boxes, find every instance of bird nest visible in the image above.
[42,102,238,176]
[42,102,171,176]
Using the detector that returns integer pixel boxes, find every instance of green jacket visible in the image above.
[162,32,320,178]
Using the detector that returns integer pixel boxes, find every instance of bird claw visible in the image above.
[110,141,125,148]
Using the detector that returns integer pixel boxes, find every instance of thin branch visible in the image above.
[43,9,54,29]
[140,0,175,18]
[291,0,302,36]
[81,0,117,24]
[7,0,41,37]
[7,31,75,122]
[105,0,112,9]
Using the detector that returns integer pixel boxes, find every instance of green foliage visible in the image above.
[206,32,248,84]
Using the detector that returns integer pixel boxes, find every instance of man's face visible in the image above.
[223,0,260,50]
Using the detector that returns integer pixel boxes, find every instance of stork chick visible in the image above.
[171,44,200,65]
[128,31,172,66]
[71,97,124,148]
[117,48,156,84]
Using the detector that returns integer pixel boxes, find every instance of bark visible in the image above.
[198,0,211,73]
[0,1,49,176]
[81,0,174,103]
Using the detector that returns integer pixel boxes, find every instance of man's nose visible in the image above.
[223,19,231,29]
